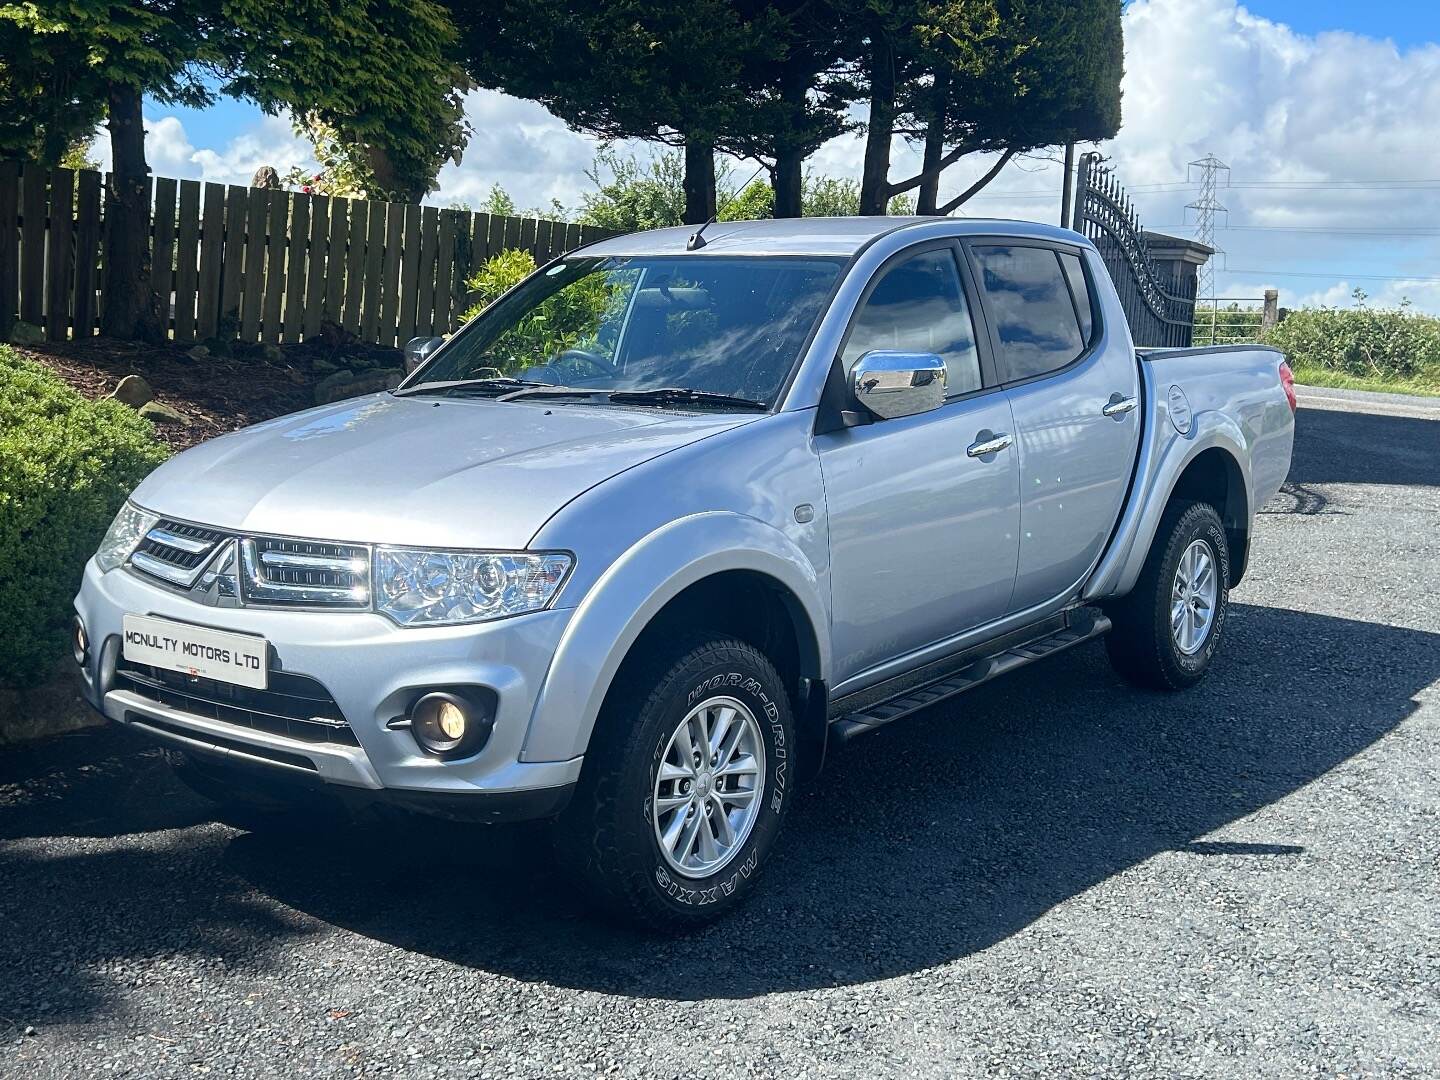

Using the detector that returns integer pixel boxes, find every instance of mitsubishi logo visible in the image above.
[190,539,242,607]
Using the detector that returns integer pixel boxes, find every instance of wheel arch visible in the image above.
[520,514,830,765]
[1087,420,1256,601]
[1168,446,1250,585]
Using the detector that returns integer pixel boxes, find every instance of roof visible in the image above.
[572,216,1089,259]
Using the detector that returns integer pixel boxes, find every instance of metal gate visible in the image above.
[1071,152,1196,348]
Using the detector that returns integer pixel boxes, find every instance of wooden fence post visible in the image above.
[19,164,46,328]
[0,160,18,341]
[44,167,75,341]
[70,170,102,340]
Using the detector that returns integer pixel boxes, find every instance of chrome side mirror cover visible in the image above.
[850,351,947,420]
[403,335,445,374]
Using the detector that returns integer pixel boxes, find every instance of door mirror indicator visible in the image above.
[850,351,947,420]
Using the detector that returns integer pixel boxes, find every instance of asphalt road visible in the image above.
[3,391,1437,1078]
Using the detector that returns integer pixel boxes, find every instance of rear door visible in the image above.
[816,241,1020,686]
[965,241,1141,614]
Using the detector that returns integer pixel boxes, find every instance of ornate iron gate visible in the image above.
[1071,152,1196,348]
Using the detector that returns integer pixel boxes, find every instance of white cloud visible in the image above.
[95,112,318,188]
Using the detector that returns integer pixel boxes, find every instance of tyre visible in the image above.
[167,749,333,831]
[554,633,796,930]
[1105,500,1230,690]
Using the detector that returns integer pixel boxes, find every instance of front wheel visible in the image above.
[1105,500,1231,690]
[553,634,796,930]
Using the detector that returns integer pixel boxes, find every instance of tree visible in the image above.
[856,0,1123,215]
[0,1,466,339]
[719,0,856,218]
[449,0,770,225]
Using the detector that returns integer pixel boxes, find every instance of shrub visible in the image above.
[1263,294,1440,381]
[0,346,169,686]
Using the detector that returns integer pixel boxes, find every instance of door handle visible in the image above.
[966,432,1013,458]
[1102,395,1139,418]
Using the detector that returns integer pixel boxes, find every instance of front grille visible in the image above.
[127,518,371,609]
[246,537,369,607]
[131,520,229,585]
[115,658,359,747]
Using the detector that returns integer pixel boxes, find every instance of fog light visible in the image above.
[71,616,89,666]
[408,690,494,758]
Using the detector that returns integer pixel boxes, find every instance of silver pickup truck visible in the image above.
[74,217,1295,927]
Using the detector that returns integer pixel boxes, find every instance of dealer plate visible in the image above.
[121,614,268,690]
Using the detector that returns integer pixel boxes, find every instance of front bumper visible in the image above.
[74,559,583,812]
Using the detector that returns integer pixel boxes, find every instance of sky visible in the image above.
[96,0,1440,313]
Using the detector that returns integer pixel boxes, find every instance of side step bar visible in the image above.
[830,608,1112,741]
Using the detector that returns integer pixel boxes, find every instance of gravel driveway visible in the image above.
[3,390,1437,1078]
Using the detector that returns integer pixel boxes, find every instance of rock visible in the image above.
[314,371,357,405]
[186,344,210,361]
[8,320,44,346]
[138,400,188,425]
[109,374,153,408]
[251,165,281,189]
[310,357,339,375]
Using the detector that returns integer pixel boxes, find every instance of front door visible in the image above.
[966,241,1143,613]
[816,244,1021,687]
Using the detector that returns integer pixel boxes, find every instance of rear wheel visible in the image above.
[553,633,795,930]
[1105,500,1230,690]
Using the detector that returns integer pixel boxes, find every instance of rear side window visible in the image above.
[841,248,983,396]
[1059,251,1095,343]
[971,245,1087,383]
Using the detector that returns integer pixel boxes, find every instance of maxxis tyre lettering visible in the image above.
[1105,500,1230,691]
[553,633,795,930]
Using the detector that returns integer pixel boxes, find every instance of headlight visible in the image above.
[95,502,158,572]
[373,548,572,626]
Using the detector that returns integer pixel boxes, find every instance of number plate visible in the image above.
[121,614,268,690]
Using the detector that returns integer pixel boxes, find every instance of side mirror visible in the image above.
[850,351,947,420]
[403,335,445,374]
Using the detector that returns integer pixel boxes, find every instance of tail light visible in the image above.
[1278,360,1296,412]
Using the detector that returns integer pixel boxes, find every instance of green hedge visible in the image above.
[1263,300,1440,381]
[0,346,169,686]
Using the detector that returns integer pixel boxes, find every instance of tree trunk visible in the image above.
[858,35,896,216]
[101,82,159,341]
[915,73,949,215]
[683,139,717,224]
[773,151,804,218]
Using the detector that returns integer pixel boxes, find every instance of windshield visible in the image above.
[407,255,844,407]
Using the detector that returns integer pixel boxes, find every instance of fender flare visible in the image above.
[520,512,830,763]
[1085,412,1253,601]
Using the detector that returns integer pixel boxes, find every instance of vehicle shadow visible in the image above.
[213,601,1437,1000]
[2,602,1435,1017]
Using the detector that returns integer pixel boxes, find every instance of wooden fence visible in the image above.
[0,161,616,348]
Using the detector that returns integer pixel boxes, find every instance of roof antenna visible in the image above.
[687,215,716,251]
[686,160,768,250]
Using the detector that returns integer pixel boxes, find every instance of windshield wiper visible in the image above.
[606,387,769,412]
[491,384,770,411]
[391,377,554,398]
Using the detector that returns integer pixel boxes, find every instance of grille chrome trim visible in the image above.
[131,549,205,586]
[146,526,214,554]
[126,518,372,610]
[240,538,370,607]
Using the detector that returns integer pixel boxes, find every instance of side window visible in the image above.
[971,245,1087,383]
[1058,251,1095,344]
[841,248,982,396]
